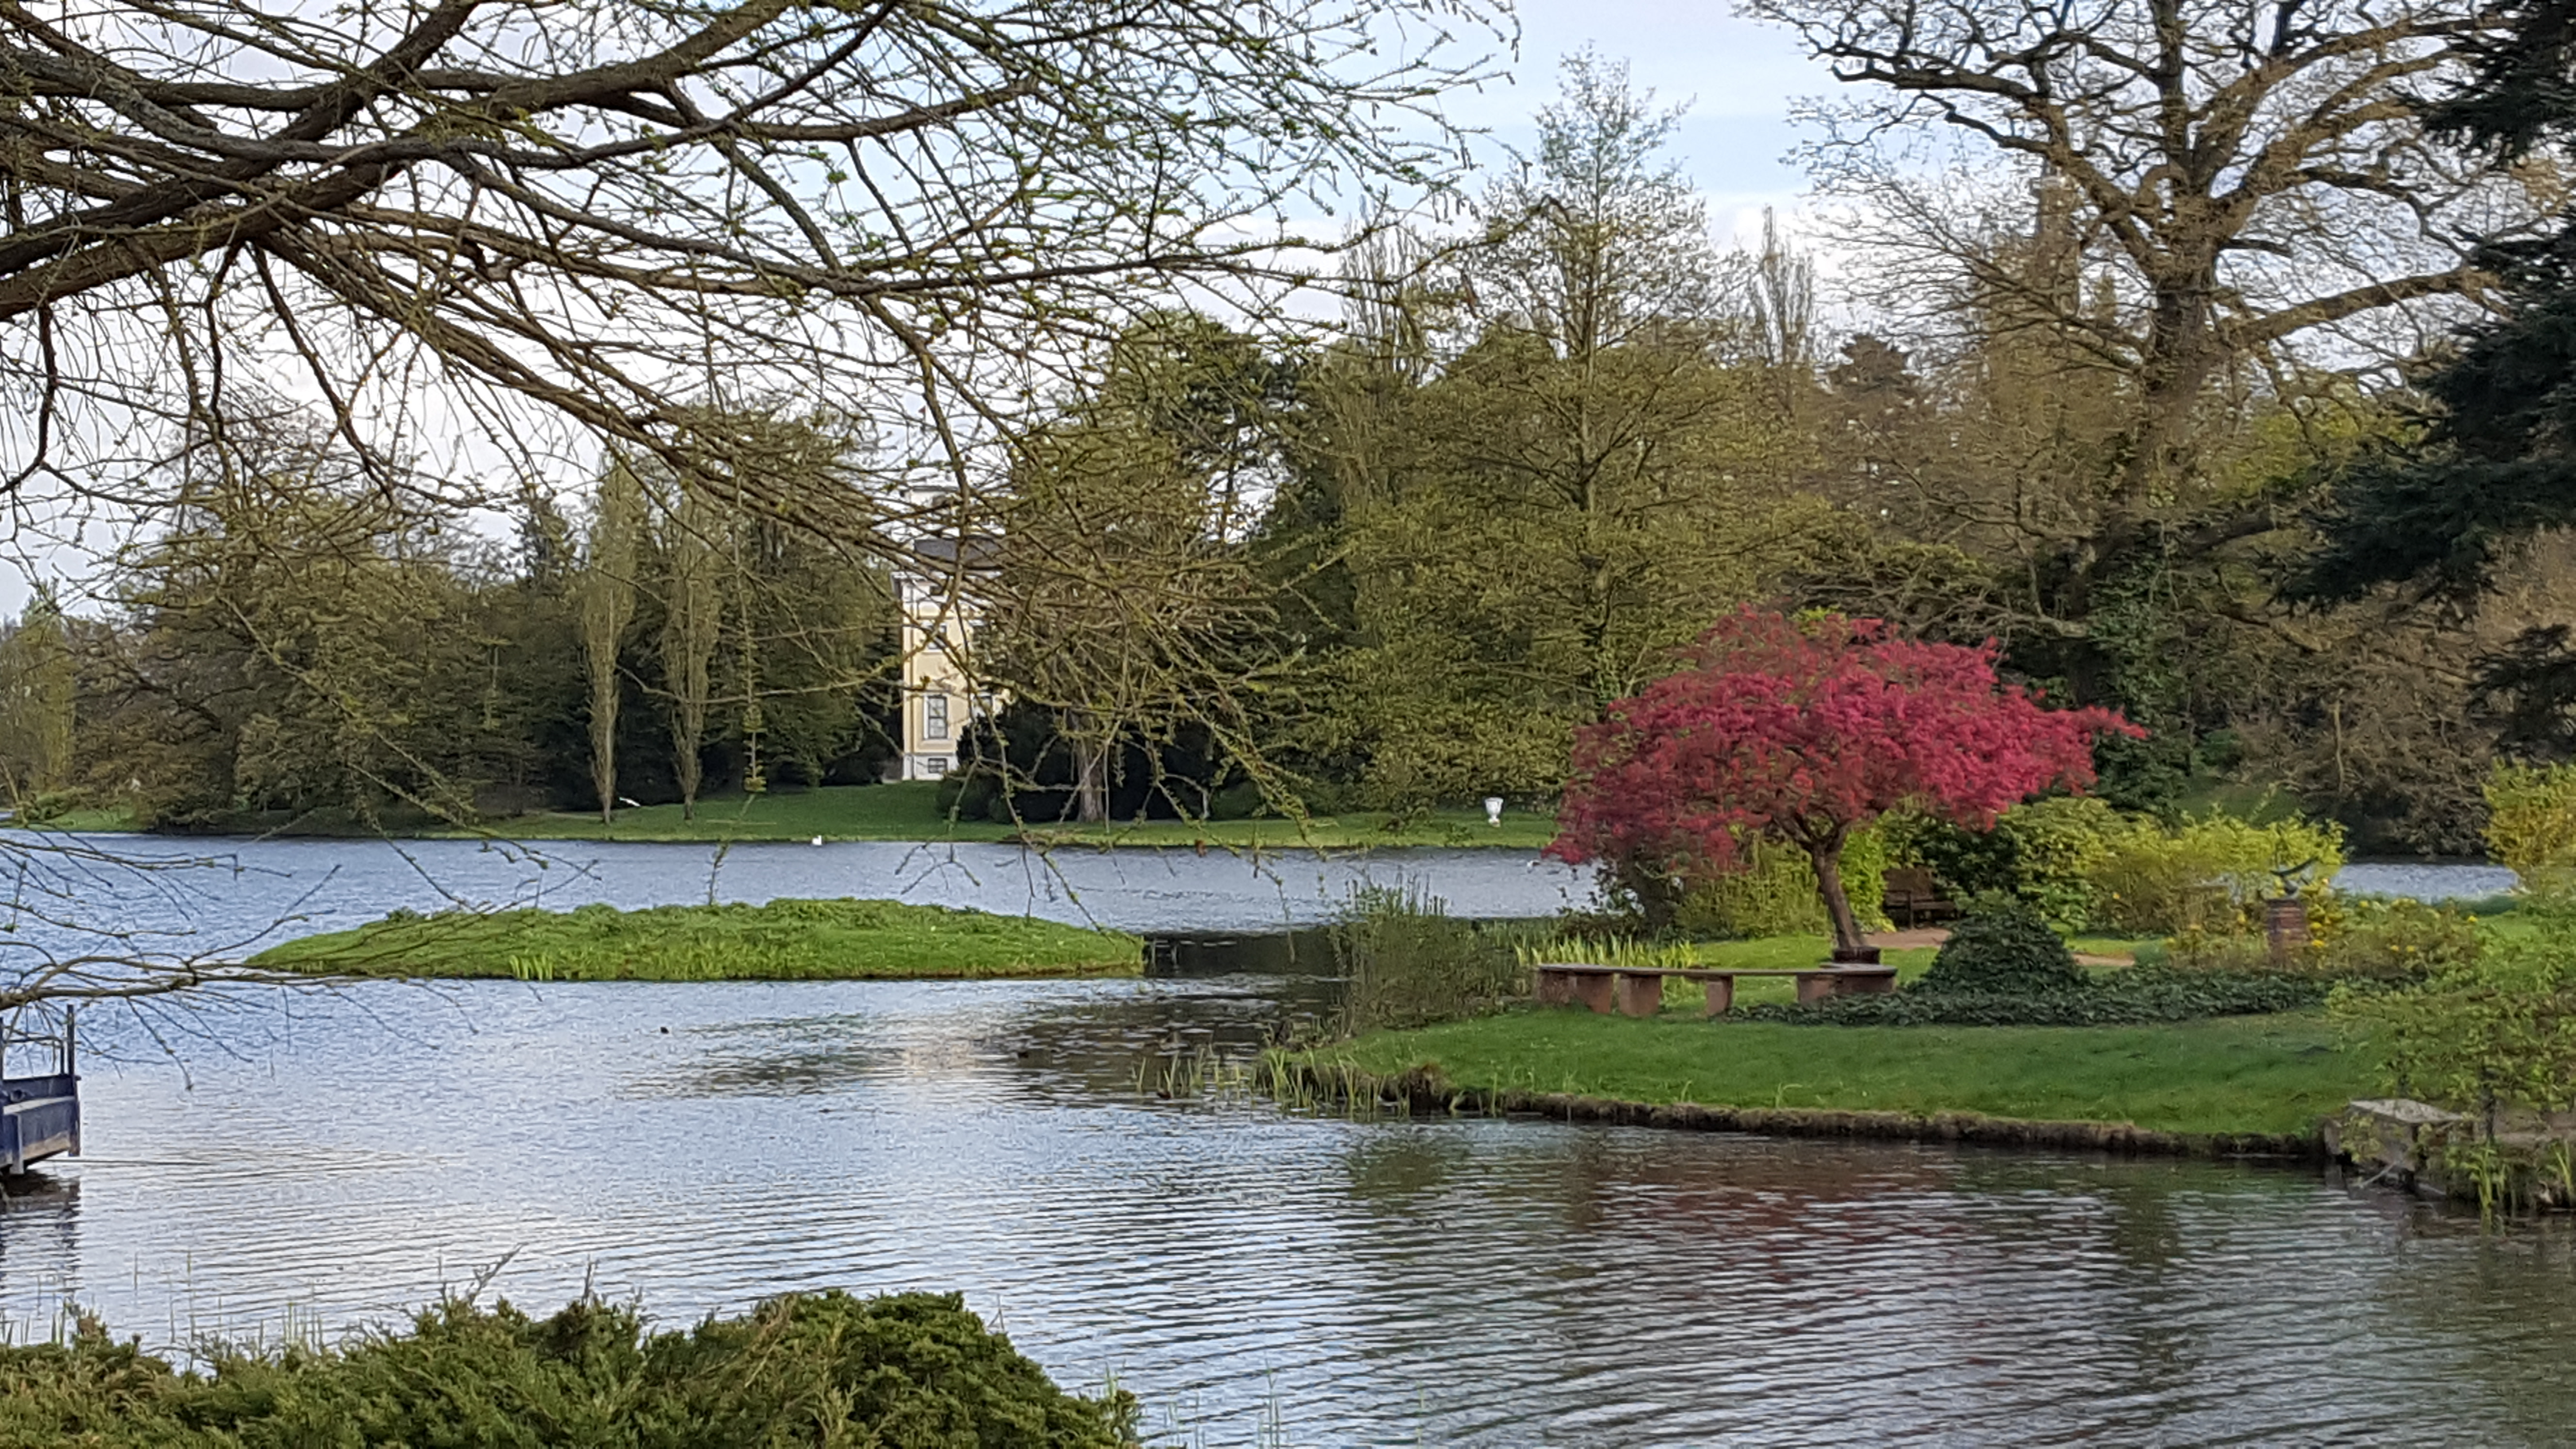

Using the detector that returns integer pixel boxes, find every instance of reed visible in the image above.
[1329,885,1522,1035]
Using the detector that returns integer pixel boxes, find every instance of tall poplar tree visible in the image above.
[579,463,644,823]
[660,486,724,821]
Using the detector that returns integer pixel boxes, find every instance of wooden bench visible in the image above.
[1531,963,1900,1018]
[1881,868,1960,928]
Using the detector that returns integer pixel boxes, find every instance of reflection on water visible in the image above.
[4,976,2575,1446]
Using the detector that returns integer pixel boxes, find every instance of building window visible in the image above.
[923,692,951,741]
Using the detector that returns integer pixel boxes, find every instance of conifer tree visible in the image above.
[2302,1,2576,599]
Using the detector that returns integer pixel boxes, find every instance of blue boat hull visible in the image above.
[2,1069,78,1172]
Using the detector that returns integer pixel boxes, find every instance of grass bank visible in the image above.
[252,897,1142,982]
[1314,1008,2367,1139]
[9,782,1560,849]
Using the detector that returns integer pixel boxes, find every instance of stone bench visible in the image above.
[1530,962,1900,1018]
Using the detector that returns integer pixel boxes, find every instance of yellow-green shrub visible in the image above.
[2092,812,2346,935]
[2484,761,2576,901]
[2162,893,2475,980]
[1673,829,1890,938]
[1995,796,2135,931]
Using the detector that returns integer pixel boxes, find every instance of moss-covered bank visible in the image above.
[253,898,1142,982]
[1308,1008,2370,1143]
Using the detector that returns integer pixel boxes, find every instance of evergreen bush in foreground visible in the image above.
[0,1290,1137,1448]
[1916,899,2086,996]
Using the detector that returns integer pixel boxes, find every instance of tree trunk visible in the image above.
[1809,833,1866,955]
[589,687,619,826]
[1076,741,1107,824]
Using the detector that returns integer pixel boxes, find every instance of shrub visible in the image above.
[1994,796,2133,932]
[1672,829,1890,938]
[1884,796,2135,934]
[2331,919,2576,1212]
[1331,885,1521,1034]
[2310,896,2482,980]
[1742,970,2329,1026]
[1916,897,2085,995]
[2090,811,2346,935]
[0,1291,1138,1448]
[1206,779,1265,821]
[2484,761,2576,902]
[2331,922,2576,1119]
[2160,894,2478,981]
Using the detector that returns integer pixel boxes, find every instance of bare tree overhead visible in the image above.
[0,0,1500,1016]
[0,0,1499,532]
[1750,0,2539,531]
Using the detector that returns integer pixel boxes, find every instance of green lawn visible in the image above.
[251,897,1143,982]
[1318,1007,2368,1136]
[9,783,1560,850]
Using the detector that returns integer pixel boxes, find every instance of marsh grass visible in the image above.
[1329,886,1524,1035]
[254,898,1142,982]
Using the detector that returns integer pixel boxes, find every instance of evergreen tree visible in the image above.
[2302,1,2576,600]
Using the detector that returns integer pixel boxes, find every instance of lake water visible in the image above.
[0,834,2513,971]
[2,837,2565,1444]
[4,966,2575,1445]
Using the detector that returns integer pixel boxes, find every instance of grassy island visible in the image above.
[252,898,1143,982]
[1313,1009,2368,1139]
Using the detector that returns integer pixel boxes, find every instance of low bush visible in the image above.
[0,1290,1139,1448]
[2330,918,2576,1210]
[1741,970,2330,1027]
[1332,885,1523,1034]
[2331,920,2576,1116]
[2091,811,2346,935]
[1916,898,2085,995]
[2159,895,2479,981]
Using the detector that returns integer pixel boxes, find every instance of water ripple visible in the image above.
[5,979,2574,1446]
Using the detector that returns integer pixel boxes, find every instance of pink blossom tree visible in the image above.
[1547,610,2142,952]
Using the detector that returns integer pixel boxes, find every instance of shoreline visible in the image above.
[1293,1062,2328,1160]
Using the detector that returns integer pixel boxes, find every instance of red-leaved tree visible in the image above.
[1547,610,2142,951]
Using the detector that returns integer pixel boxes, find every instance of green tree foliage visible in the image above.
[578,462,644,824]
[985,315,1300,824]
[660,483,724,821]
[0,589,75,808]
[1296,56,1840,808]
[81,429,497,830]
[68,406,895,830]
[2302,0,2576,599]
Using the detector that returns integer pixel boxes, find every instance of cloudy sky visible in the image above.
[1439,1,1847,242]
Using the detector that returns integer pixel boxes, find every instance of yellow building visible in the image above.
[892,537,994,780]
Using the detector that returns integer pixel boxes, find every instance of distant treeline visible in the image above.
[5,54,2572,850]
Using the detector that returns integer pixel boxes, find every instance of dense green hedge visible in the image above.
[0,1291,1137,1448]
[1738,970,2332,1027]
